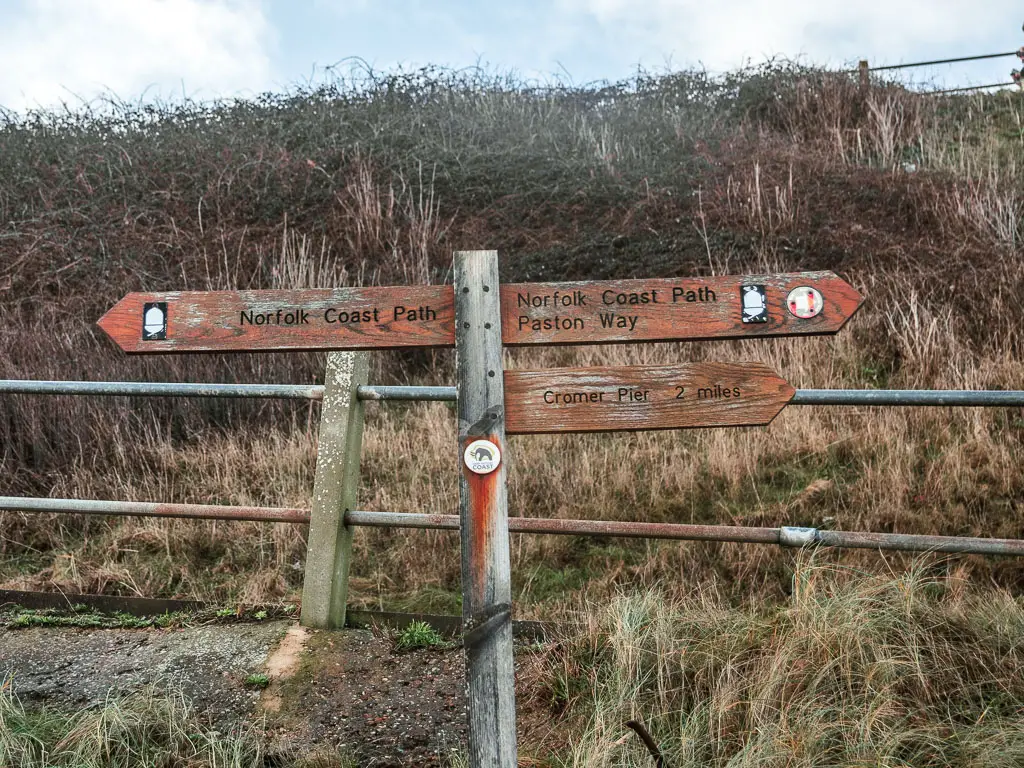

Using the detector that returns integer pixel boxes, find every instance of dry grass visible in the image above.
[535,561,1024,766]
[0,680,355,767]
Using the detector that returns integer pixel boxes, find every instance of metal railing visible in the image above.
[0,379,324,399]
[4,377,1024,559]
[854,48,1024,94]
[6,379,1024,407]
[864,51,1021,72]
[2,497,1023,558]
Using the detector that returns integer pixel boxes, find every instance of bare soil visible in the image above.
[269,628,470,766]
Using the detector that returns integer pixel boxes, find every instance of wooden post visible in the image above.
[454,250,518,767]
[859,60,870,94]
[300,351,369,629]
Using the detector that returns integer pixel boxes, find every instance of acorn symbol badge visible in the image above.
[142,302,167,340]
[741,285,768,323]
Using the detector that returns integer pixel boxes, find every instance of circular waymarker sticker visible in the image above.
[464,439,501,475]
[787,287,824,319]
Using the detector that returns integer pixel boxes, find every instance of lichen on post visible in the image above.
[300,351,369,630]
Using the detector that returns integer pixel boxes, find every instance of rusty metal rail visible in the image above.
[3,497,1020,558]
[344,511,1024,557]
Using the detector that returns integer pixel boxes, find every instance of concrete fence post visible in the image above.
[300,351,369,629]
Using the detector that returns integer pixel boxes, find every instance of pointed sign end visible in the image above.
[97,294,143,353]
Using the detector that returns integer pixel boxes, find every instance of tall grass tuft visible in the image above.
[542,560,1024,766]
[0,680,355,767]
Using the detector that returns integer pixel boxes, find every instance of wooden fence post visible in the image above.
[300,351,369,630]
[454,250,518,767]
[859,60,870,94]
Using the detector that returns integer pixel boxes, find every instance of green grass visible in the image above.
[243,673,270,689]
[0,604,298,630]
[384,585,463,615]
[394,619,446,651]
[3,608,186,630]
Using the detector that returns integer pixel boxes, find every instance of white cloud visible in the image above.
[0,0,275,112]
[555,0,1020,82]
[1,0,1016,112]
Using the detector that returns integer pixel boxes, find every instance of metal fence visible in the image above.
[855,48,1024,94]
[8,378,1024,406]
[4,377,1024,560]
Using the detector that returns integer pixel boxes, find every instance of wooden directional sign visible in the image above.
[98,286,455,354]
[98,271,861,353]
[504,363,795,433]
[502,271,860,345]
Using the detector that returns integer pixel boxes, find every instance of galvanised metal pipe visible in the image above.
[344,511,1024,557]
[0,497,310,524]
[360,387,1024,407]
[0,380,324,400]
[866,51,1018,71]
[813,528,1024,556]
[356,385,457,402]
[791,389,1024,406]
[6,380,1024,407]
[346,510,460,530]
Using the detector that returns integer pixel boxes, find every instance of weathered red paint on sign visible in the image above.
[501,271,862,345]
[504,363,795,433]
[98,272,862,353]
[98,286,455,353]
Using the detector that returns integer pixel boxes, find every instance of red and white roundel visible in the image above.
[787,287,823,319]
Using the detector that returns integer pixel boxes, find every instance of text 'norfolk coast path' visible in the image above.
[98,271,863,353]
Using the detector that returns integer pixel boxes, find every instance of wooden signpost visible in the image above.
[99,253,863,768]
[454,252,517,765]
[501,271,859,345]
[97,285,456,353]
[98,271,861,353]
[505,363,794,434]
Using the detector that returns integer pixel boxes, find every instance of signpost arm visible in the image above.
[454,250,518,767]
[300,351,369,629]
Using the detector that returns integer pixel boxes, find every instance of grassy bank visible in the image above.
[0,63,1023,611]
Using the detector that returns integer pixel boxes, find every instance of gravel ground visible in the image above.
[0,620,290,727]
[0,619,556,766]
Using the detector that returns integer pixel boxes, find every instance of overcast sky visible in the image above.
[1,0,1021,112]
